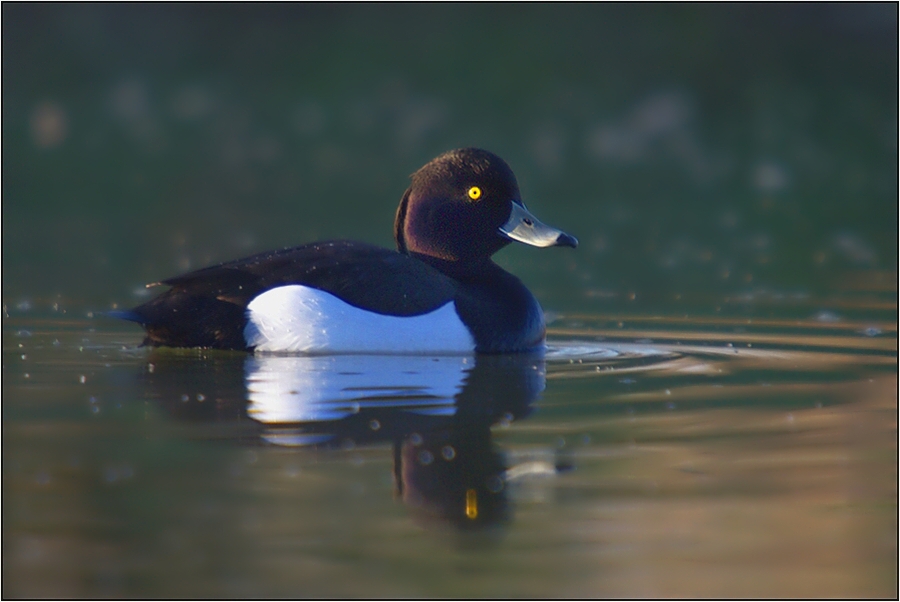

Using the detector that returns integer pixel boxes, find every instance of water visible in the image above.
[3,291,895,598]
[3,4,897,598]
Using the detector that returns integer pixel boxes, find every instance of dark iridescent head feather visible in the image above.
[394,148,521,263]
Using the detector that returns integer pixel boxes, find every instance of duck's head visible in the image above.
[394,148,577,264]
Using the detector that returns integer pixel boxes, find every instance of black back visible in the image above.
[129,241,458,349]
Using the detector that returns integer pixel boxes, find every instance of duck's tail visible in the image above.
[105,309,146,324]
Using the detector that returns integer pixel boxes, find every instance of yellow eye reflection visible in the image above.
[467,186,482,201]
[465,488,478,519]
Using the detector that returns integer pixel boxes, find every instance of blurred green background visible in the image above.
[3,4,897,315]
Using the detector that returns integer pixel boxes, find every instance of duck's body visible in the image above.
[119,149,576,354]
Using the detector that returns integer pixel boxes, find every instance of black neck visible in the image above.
[408,252,501,282]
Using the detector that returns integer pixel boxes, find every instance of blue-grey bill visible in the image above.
[499,202,578,248]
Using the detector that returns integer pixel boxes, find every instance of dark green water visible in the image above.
[3,5,897,598]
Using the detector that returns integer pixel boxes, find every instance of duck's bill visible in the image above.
[499,202,578,248]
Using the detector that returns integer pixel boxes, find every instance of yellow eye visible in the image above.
[467,186,482,201]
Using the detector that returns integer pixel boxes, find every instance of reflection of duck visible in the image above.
[115,148,576,353]
[139,352,250,427]
[247,352,545,530]
[142,351,546,530]
[245,353,543,444]
[245,355,469,430]
[396,421,507,531]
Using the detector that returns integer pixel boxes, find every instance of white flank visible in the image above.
[244,285,476,353]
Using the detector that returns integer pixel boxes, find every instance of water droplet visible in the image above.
[20,354,27,360]
[196,394,205,402]
[861,327,882,337]
[486,476,504,493]
[441,446,456,460]
[91,406,100,414]
[368,419,381,431]
[665,389,671,395]
[16,329,31,337]
[666,402,676,410]
[409,433,423,446]
[147,363,155,373]
[180,394,189,402]
[815,310,840,323]
[78,375,86,384]
[417,450,434,465]
[23,373,30,379]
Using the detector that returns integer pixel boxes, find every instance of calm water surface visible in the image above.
[3,288,896,598]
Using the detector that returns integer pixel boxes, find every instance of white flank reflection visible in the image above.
[245,354,472,425]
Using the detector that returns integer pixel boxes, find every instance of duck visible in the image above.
[115,148,577,354]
